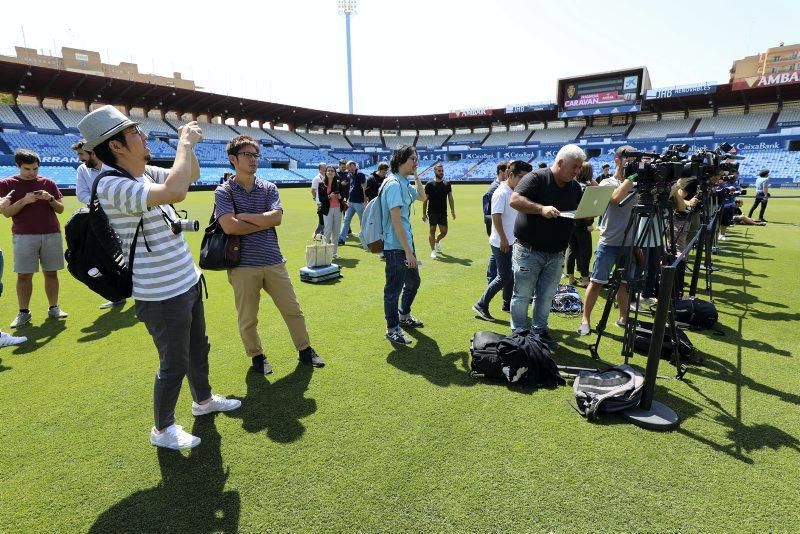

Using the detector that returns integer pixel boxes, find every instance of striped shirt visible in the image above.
[214,177,285,267]
[95,164,200,301]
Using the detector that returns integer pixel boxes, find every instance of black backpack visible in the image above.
[573,365,645,422]
[64,170,143,302]
[632,320,702,364]
[470,331,507,380]
[674,298,718,330]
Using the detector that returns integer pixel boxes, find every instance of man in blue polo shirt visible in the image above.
[216,135,324,374]
[381,144,427,344]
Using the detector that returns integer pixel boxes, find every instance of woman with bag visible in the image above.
[319,165,344,258]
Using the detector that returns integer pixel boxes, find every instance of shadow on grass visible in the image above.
[434,254,474,267]
[11,319,66,355]
[386,327,475,388]
[89,417,240,533]
[0,357,9,373]
[227,364,316,443]
[78,306,138,343]
[333,256,360,269]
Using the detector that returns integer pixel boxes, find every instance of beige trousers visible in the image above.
[227,263,310,357]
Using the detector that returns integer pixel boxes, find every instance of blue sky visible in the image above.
[1,0,798,117]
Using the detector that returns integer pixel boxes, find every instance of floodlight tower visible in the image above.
[337,0,357,114]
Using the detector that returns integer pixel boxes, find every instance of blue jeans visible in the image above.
[339,202,364,241]
[478,245,512,309]
[383,249,421,329]
[510,244,564,332]
[486,249,497,284]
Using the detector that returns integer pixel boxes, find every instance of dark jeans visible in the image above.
[313,209,324,235]
[383,249,421,329]
[748,194,768,220]
[565,228,591,278]
[136,283,212,430]
[478,245,512,309]
[487,250,497,284]
[641,246,663,299]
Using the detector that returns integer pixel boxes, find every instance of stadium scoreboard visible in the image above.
[557,67,650,118]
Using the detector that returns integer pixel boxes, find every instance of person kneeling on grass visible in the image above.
[216,135,325,375]
[78,106,241,450]
[732,199,767,226]
[381,145,427,345]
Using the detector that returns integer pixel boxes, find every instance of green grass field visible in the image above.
[1,185,798,532]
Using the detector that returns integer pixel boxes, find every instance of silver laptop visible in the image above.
[559,185,615,219]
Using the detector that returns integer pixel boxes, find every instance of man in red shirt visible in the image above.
[0,149,68,328]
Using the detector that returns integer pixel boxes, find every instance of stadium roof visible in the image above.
[2,58,800,130]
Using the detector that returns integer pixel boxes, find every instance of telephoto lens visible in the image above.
[171,219,200,234]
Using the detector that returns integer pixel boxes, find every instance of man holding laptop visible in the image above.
[509,144,591,349]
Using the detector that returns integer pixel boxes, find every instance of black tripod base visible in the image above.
[622,400,679,431]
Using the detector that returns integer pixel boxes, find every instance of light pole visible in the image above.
[337,0,357,114]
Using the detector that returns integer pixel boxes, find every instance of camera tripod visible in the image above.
[589,184,689,379]
[687,182,722,300]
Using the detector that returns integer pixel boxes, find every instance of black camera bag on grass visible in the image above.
[633,320,702,364]
[674,298,718,330]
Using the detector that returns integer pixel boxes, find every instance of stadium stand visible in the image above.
[147,139,178,159]
[17,104,61,133]
[190,142,230,163]
[258,168,307,183]
[167,119,237,141]
[0,165,79,186]
[0,104,25,128]
[282,147,335,165]
[331,152,372,168]
[382,134,416,149]
[1,132,80,157]
[290,168,321,180]
[529,126,583,143]
[261,146,289,161]
[48,107,86,131]
[482,129,531,147]
[130,113,177,136]
[345,133,383,147]
[776,106,800,125]
[582,124,628,137]
[696,111,773,135]
[446,131,488,146]
[232,124,279,142]
[267,128,316,147]
[737,149,800,183]
[416,133,451,149]
[299,131,352,149]
[627,117,696,139]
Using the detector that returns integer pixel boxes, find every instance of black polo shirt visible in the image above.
[513,168,582,253]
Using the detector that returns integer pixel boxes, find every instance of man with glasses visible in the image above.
[216,135,325,375]
[78,106,241,450]
[382,145,427,344]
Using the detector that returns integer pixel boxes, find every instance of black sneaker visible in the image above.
[537,330,558,351]
[501,303,510,313]
[251,354,273,375]
[399,313,424,328]
[385,327,411,344]
[472,303,494,321]
[299,347,325,368]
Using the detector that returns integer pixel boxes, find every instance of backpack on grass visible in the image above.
[632,320,702,364]
[573,364,645,422]
[64,170,143,302]
[674,298,718,330]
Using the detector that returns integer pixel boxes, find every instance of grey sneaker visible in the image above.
[99,299,126,309]
[399,313,424,328]
[386,327,412,345]
[47,306,68,319]
[10,311,32,328]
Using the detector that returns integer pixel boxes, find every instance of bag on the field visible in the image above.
[199,186,241,271]
[551,284,583,315]
[299,263,342,283]
[573,364,645,422]
[674,298,718,330]
[633,320,702,364]
[64,170,142,302]
[469,331,507,380]
[305,237,335,268]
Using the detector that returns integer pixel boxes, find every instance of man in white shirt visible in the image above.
[473,160,532,320]
[72,139,126,310]
[310,162,325,239]
[78,105,240,450]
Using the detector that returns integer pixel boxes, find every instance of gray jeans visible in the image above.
[135,283,212,430]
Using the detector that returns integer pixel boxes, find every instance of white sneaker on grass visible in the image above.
[191,394,242,416]
[577,322,591,336]
[47,306,68,319]
[150,424,201,449]
[430,250,438,259]
[435,242,442,253]
[0,331,27,347]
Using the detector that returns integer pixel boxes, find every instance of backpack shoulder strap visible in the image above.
[89,170,126,208]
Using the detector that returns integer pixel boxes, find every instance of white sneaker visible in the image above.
[47,306,68,319]
[150,424,201,450]
[99,299,126,309]
[434,242,442,253]
[10,311,31,328]
[191,393,242,416]
[0,331,27,347]
[430,250,438,259]
[576,322,591,336]
[719,234,728,241]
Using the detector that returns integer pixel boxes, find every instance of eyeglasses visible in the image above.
[124,126,144,137]
[237,151,260,159]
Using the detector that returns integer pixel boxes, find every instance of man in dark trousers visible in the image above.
[509,144,586,349]
[339,160,366,243]
[482,161,508,281]
[423,162,456,259]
